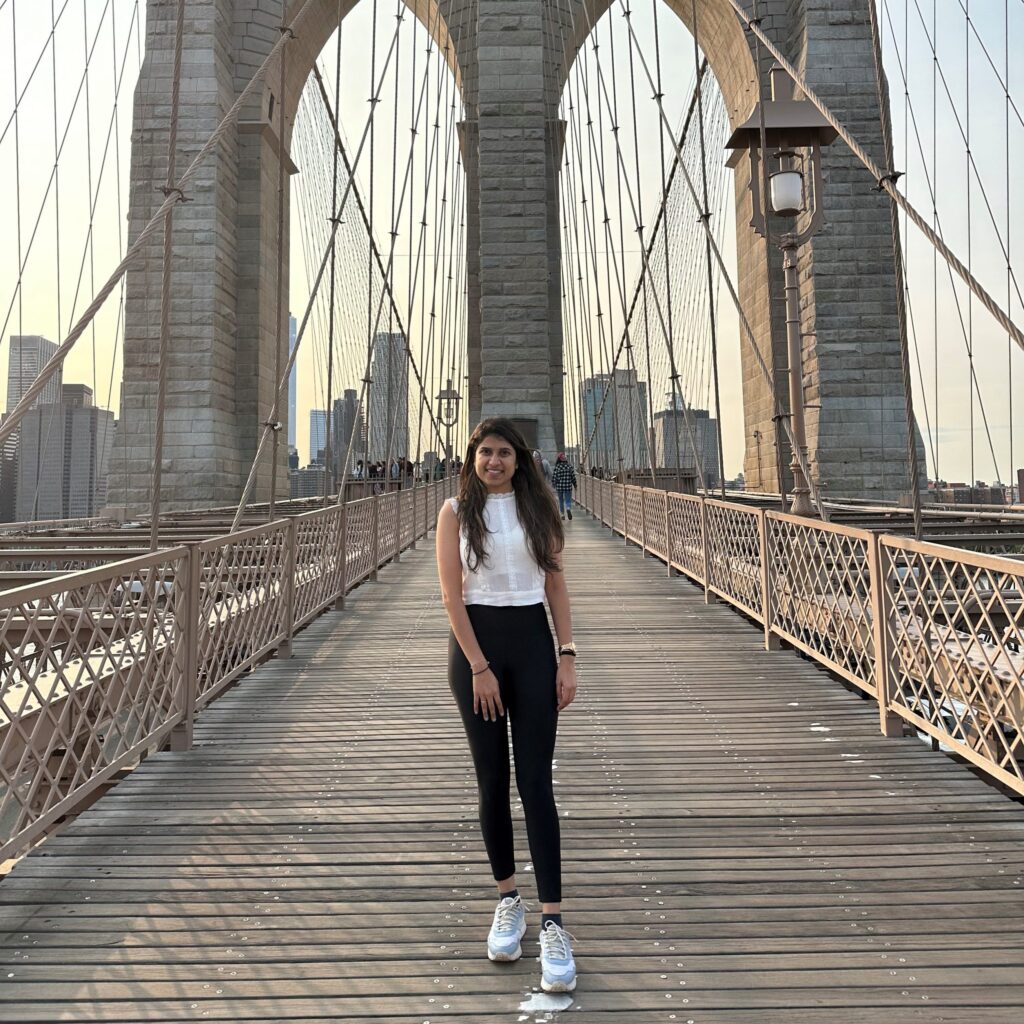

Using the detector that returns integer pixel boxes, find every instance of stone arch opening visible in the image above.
[549,0,758,482]
[550,0,915,501]
[109,0,469,512]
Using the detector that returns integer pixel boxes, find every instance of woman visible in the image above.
[551,453,577,521]
[436,417,578,993]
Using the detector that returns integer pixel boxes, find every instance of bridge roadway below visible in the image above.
[1,516,1024,1021]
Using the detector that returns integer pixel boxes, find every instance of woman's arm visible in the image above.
[545,548,578,711]
[435,502,504,720]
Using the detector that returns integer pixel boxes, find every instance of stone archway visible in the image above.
[108,0,917,512]
[552,0,918,500]
[108,0,466,512]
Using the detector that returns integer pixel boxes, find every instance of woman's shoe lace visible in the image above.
[540,922,575,958]
[495,896,526,929]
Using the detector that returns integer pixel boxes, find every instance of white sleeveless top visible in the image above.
[448,493,547,606]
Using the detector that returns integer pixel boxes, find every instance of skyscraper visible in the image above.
[309,409,328,466]
[15,384,114,521]
[367,332,409,461]
[6,335,62,413]
[579,369,649,471]
[653,398,720,486]
[332,388,364,478]
[4,335,65,515]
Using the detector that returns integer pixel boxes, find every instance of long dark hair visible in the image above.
[457,417,563,573]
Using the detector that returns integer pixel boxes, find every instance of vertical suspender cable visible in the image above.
[867,0,923,538]
[149,0,185,550]
[365,0,379,477]
[1007,0,1014,500]
[750,0,789,510]
[268,28,290,521]
[965,0,974,498]
[691,0,726,497]
[624,7,657,485]
[932,0,939,482]
[383,6,405,480]
[578,5,709,493]
[11,0,24,512]
[232,7,408,529]
[652,0,683,493]
[0,0,324,454]
[324,3,343,503]
[605,17,640,476]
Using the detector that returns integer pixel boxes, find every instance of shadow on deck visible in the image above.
[1,516,1023,1021]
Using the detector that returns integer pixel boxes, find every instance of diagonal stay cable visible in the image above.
[724,0,1024,357]
[231,6,410,529]
[310,55,451,495]
[0,0,324,452]
[615,0,827,518]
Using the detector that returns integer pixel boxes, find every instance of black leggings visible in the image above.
[448,603,561,903]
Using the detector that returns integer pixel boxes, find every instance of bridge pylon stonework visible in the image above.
[107,0,918,512]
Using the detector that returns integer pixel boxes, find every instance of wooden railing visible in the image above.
[0,478,456,859]
[578,476,1024,798]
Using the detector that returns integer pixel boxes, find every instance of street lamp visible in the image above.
[436,378,462,476]
[726,66,837,516]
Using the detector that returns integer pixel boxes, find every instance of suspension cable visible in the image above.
[149,0,186,550]
[0,0,324,451]
[725,0,1024,356]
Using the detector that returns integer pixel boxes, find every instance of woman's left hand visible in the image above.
[556,658,577,712]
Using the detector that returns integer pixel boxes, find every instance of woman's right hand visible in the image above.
[473,668,505,721]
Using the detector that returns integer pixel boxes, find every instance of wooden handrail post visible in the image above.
[170,544,200,751]
[370,493,380,582]
[338,502,349,604]
[639,487,648,557]
[279,517,298,657]
[394,488,402,563]
[410,483,417,550]
[760,511,782,650]
[869,533,904,737]
[700,498,715,604]
[664,492,671,577]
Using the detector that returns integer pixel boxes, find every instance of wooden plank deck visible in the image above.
[1,514,1024,1022]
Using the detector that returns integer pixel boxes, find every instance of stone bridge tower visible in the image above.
[107,0,915,511]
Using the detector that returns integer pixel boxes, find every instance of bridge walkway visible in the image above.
[1,516,1023,1021]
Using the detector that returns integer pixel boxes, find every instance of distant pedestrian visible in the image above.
[532,450,553,490]
[436,417,578,993]
[551,453,576,521]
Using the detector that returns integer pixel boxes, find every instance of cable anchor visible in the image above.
[873,170,904,192]
[158,184,190,204]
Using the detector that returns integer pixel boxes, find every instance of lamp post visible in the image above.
[726,67,837,516]
[436,378,462,476]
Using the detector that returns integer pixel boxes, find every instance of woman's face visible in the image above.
[474,433,517,492]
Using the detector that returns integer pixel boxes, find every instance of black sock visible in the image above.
[499,888,519,902]
[541,912,562,930]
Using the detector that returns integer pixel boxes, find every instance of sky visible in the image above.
[0,0,1020,489]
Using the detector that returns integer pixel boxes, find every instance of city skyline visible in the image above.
[2,336,114,523]
[0,3,1021,490]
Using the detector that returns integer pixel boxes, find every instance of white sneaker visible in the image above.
[487,895,527,962]
[539,920,577,992]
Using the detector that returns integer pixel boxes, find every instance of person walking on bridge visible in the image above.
[436,416,579,993]
[551,453,576,521]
